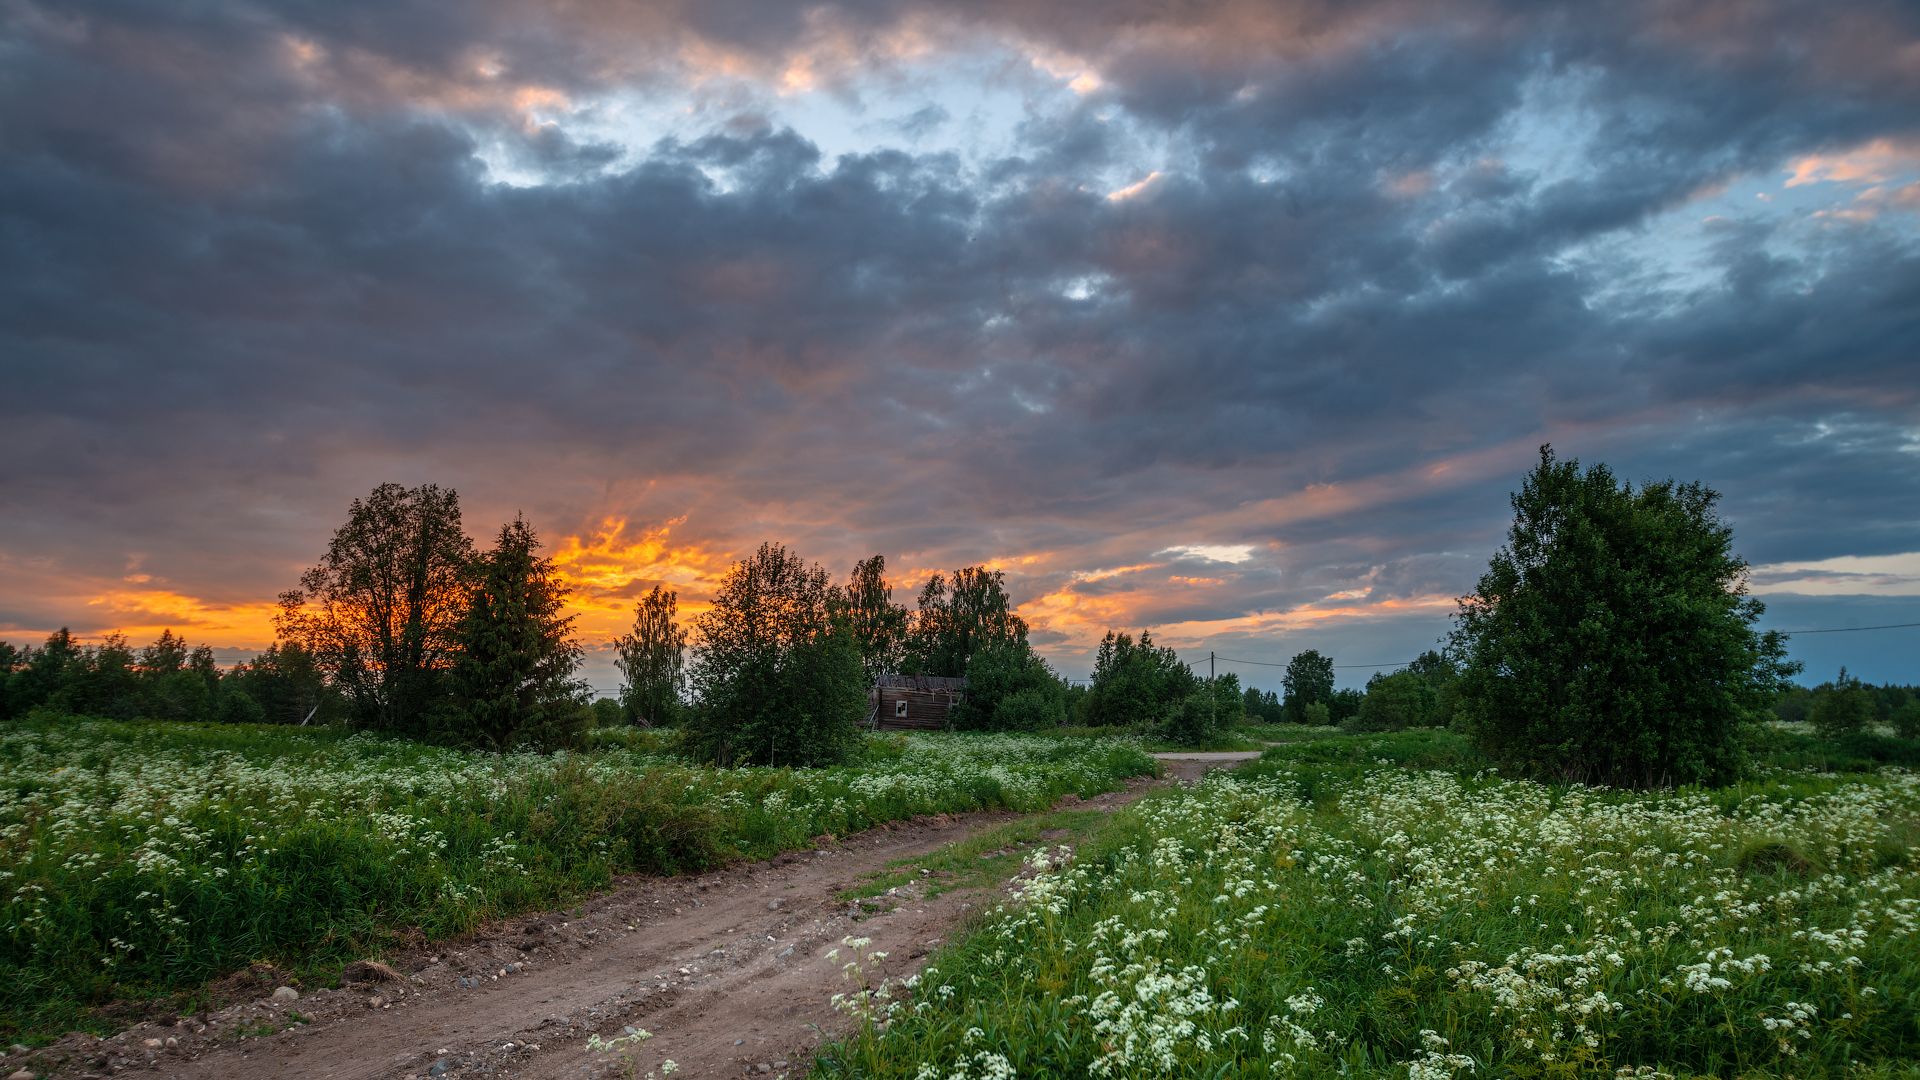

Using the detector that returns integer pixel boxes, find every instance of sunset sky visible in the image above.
[3,0,1917,692]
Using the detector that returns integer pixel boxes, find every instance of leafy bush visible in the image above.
[1894,699,1920,741]
[1157,690,1225,747]
[956,640,1064,731]
[991,687,1066,732]
[1809,669,1876,739]
[214,688,266,725]
[1346,670,1433,732]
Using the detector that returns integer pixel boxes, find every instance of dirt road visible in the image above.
[20,755,1254,1080]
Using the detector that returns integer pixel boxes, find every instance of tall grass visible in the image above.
[818,730,1920,1079]
[0,715,1154,1044]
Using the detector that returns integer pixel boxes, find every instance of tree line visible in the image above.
[7,449,1916,783]
[0,628,332,726]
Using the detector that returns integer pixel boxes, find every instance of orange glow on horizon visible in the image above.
[550,516,735,639]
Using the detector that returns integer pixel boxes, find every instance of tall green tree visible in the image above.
[841,555,909,684]
[686,543,866,766]
[441,516,587,751]
[1281,650,1335,723]
[226,641,333,724]
[954,638,1065,731]
[1349,670,1433,732]
[1450,445,1797,788]
[59,633,141,719]
[136,630,212,721]
[615,585,687,727]
[3,628,77,718]
[909,566,1029,677]
[1083,630,1196,727]
[276,483,475,734]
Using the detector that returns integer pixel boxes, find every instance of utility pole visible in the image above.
[1209,650,1216,729]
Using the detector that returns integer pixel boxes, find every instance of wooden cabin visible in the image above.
[870,674,967,731]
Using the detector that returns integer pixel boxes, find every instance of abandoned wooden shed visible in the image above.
[869,673,967,731]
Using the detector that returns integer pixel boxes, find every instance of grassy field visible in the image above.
[817,729,1920,1079]
[0,716,1155,1044]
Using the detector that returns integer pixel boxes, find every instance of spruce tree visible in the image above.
[443,516,587,751]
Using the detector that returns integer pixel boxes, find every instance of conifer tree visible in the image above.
[443,516,587,751]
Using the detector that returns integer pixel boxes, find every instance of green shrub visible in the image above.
[589,698,625,728]
[990,687,1065,732]
[214,687,266,725]
[1893,699,1920,741]
[1810,670,1877,739]
[957,640,1064,731]
[1157,690,1224,747]
[1347,670,1432,732]
[1083,630,1195,727]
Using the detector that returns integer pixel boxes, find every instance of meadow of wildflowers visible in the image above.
[0,716,1154,1043]
[819,730,1920,1079]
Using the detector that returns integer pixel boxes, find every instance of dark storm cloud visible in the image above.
[2,0,1916,680]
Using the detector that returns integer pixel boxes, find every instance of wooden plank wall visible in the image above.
[873,687,961,731]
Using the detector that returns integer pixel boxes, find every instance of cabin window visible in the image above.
[895,700,909,718]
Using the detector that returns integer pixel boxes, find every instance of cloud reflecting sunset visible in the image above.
[3,0,1917,686]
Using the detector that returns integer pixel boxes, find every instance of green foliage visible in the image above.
[956,640,1065,731]
[1451,446,1799,788]
[686,542,867,766]
[0,717,1156,1045]
[1809,667,1877,739]
[589,698,625,728]
[224,641,336,724]
[1241,685,1284,724]
[1083,630,1197,728]
[214,687,266,725]
[991,687,1067,733]
[1281,649,1335,722]
[907,566,1029,678]
[1893,699,1920,741]
[1328,686,1364,725]
[276,482,476,734]
[1348,669,1434,732]
[841,555,910,684]
[2,629,76,719]
[1302,700,1331,726]
[1157,688,1225,747]
[614,585,687,727]
[439,517,588,752]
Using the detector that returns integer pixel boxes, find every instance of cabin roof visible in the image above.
[873,673,968,692]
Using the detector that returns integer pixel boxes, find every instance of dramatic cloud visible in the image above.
[3,0,1917,688]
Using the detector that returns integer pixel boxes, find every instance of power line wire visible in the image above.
[1773,621,1920,635]
[1195,620,1920,676]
